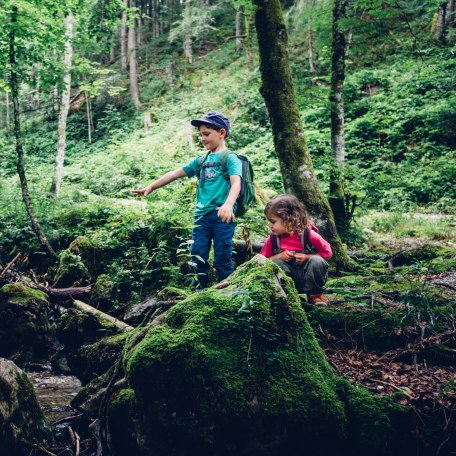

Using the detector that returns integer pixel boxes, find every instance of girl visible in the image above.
[260,194,332,305]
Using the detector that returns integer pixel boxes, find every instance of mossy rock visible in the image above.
[89,274,115,311]
[110,255,412,456]
[388,244,456,268]
[69,332,129,384]
[53,236,97,288]
[0,284,54,362]
[0,358,53,455]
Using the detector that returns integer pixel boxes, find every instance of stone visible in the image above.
[0,358,52,455]
[0,284,54,363]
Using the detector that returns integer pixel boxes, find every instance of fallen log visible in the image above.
[32,283,92,299]
[59,298,134,332]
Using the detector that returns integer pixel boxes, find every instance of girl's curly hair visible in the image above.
[264,194,309,234]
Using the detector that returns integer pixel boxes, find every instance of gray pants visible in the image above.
[273,255,328,294]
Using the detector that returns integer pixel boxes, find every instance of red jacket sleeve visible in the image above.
[309,229,332,260]
[260,235,273,258]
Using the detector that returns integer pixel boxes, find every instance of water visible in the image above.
[28,364,82,424]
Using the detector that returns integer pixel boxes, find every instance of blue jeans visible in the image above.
[190,210,235,289]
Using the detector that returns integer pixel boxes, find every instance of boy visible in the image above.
[133,112,242,290]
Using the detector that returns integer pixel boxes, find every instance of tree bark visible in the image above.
[128,1,142,109]
[9,6,56,259]
[446,0,455,41]
[328,0,348,232]
[51,11,73,198]
[236,7,244,53]
[121,0,128,71]
[434,2,447,42]
[245,13,253,70]
[253,0,351,269]
[307,16,315,84]
[85,91,93,143]
[5,90,10,130]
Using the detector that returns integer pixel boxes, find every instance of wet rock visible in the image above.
[123,296,158,325]
[0,358,53,455]
[0,284,54,363]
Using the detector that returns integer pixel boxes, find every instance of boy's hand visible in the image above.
[218,203,235,223]
[294,253,311,264]
[132,186,152,197]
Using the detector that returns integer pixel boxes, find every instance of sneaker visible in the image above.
[307,293,329,306]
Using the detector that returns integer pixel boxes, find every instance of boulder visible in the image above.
[123,296,158,325]
[104,256,412,456]
[53,236,97,288]
[0,358,52,455]
[89,274,115,311]
[0,284,54,363]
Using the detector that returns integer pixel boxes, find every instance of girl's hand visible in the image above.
[280,250,295,262]
[294,253,311,264]
[132,186,152,197]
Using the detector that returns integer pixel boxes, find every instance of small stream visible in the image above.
[28,364,82,424]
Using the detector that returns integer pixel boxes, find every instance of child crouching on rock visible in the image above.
[260,194,332,305]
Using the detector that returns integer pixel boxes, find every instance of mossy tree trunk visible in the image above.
[253,0,351,270]
[9,6,56,260]
[329,0,351,234]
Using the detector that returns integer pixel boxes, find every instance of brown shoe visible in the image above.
[307,293,329,306]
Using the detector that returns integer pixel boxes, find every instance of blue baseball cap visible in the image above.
[191,112,230,137]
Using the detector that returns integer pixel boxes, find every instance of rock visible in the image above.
[123,296,158,325]
[104,255,412,456]
[0,358,52,455]
[56,309,123,383]
[89,274,115,312]
[0,284,54,363]
[53,236,97,288]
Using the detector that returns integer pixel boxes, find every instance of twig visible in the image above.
[0,252,21,277]
[75,431,81,456]
[368,378,414,399]
[51,413,84,426]
[33,444,58,456]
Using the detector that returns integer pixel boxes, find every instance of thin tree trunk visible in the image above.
[121,0,129,71]
[184,36,193,64]
[85,91,92,143]
[52,11,73,198]
[307,16,315,84]
[328,0,348,231]
[236,7,244,53]
[5,90,10,130]
[446,0,455,41]
[128,2,142,109]
[253,0,351,270]
[245,13,253,70]
[434,2,447,42]
[9,6,56,259]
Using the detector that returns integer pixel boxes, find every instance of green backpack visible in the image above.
[197,149,256,217]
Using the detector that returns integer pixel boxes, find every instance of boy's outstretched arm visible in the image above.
[132,168,187,197]
[218,175,241,223]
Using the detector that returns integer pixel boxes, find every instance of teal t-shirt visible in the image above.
[182,150,243,217]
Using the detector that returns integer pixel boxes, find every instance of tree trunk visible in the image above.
[128,2,142,109]
[9,6,56,259]
[307,16,315,84]
[121,0,128,71]
[434,2,447,42]
[328,0,348,232]
[236,7,244,53]
[85,91,92,143]
[51,11,74,198]
[253,0,351,270]
[446,0,455,41]
[5,90,10,130]
[245,13,253,70]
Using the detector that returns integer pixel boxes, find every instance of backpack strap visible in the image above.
[301,225,317,254]
[196,151,212,188]
[218,149,233,181]
[270,233,281,255]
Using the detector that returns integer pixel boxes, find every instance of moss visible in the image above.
[89,274,115,311]
[337,378,412,456]
[0,284,48,303]
[53,250,91,287]
[122,258,348,454]
[157,286,190,300]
